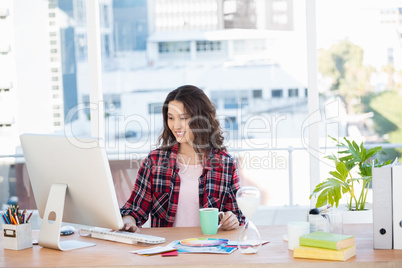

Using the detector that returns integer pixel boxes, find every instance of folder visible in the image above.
[372,165,393,249]
[392,165,402,249]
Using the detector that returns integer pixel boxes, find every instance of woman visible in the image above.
[120,85,244,232]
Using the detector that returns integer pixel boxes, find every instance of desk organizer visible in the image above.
[2,223,32,250]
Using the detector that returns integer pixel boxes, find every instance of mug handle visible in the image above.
[217,211,225,229]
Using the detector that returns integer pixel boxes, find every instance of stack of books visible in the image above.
[293,231,356,261]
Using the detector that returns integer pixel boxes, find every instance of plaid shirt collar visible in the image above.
[168,142,214,172]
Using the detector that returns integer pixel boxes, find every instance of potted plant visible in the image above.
[310,136,392,211]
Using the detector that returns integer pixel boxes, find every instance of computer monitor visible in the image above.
[20,134,124,251]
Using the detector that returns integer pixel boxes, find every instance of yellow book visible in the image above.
[293,245,356,261]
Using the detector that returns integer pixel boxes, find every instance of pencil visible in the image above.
[14,213,19,225]
[10,214,17,225]
[4,212,10,224]
[26,211,33,223]
[1,213,7,224]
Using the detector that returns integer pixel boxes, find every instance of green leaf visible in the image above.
[352,141,360,153]
[310,181,327,196]
[341,185,350,194]
[329,171,343,181]
[336,162,349,180]
[334,187,341,207]
[360,142,366,161]
[365,146,382,160]
[344,161,355,171]
[325,178,344,187]
[316,188,330,207]
[328,135,338,142]
[350,176,371,182]
[325,154,339,162]
[343,138,361,162]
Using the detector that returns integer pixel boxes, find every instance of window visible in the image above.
[6,0,400,216]
[148,103,163,114]
[102,34,110,56]
[211,98,219,108]
[158,42,190,54]
[233,39,265,53]
[224,116,238,130]
[77,34,87,59]
[224,98,238,109]
[272,14,288,25]
[288,88,299,97]
[76,0,86,25]
[253,89,263,99]
[101,5,109,27]
[103,94,121,110]
[0,8,9,19]
[240,97,248,107]
[271,89,283,98]
[388,47,394,64]
[272,0,288,11]
[196,41,221,51]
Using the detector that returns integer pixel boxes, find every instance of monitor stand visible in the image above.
[38,183,95,251]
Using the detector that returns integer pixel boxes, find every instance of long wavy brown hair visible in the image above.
[158,85,226,155]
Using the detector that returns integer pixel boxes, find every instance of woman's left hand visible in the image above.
[219,211,239,231]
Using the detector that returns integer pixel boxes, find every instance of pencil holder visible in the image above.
[2,223,32,250]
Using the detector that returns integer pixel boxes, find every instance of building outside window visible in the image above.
[271,89,283,98]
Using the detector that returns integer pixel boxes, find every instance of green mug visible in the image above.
[199,208,224,235]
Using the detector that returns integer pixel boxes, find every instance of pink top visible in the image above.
[173,162,203,227]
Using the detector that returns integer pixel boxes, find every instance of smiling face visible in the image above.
[167,100,194,146]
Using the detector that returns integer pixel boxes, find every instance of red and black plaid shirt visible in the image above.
[120,143,245,227]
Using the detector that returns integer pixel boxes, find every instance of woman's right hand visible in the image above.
[120,215,139,233]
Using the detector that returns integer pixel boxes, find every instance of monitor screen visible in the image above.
[20,134,123,251]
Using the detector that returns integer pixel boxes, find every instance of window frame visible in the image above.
[85,0,321,207]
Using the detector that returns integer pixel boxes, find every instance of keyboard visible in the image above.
[79,227,166,245]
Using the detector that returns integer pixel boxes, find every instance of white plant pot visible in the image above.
[335,204,373,224]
